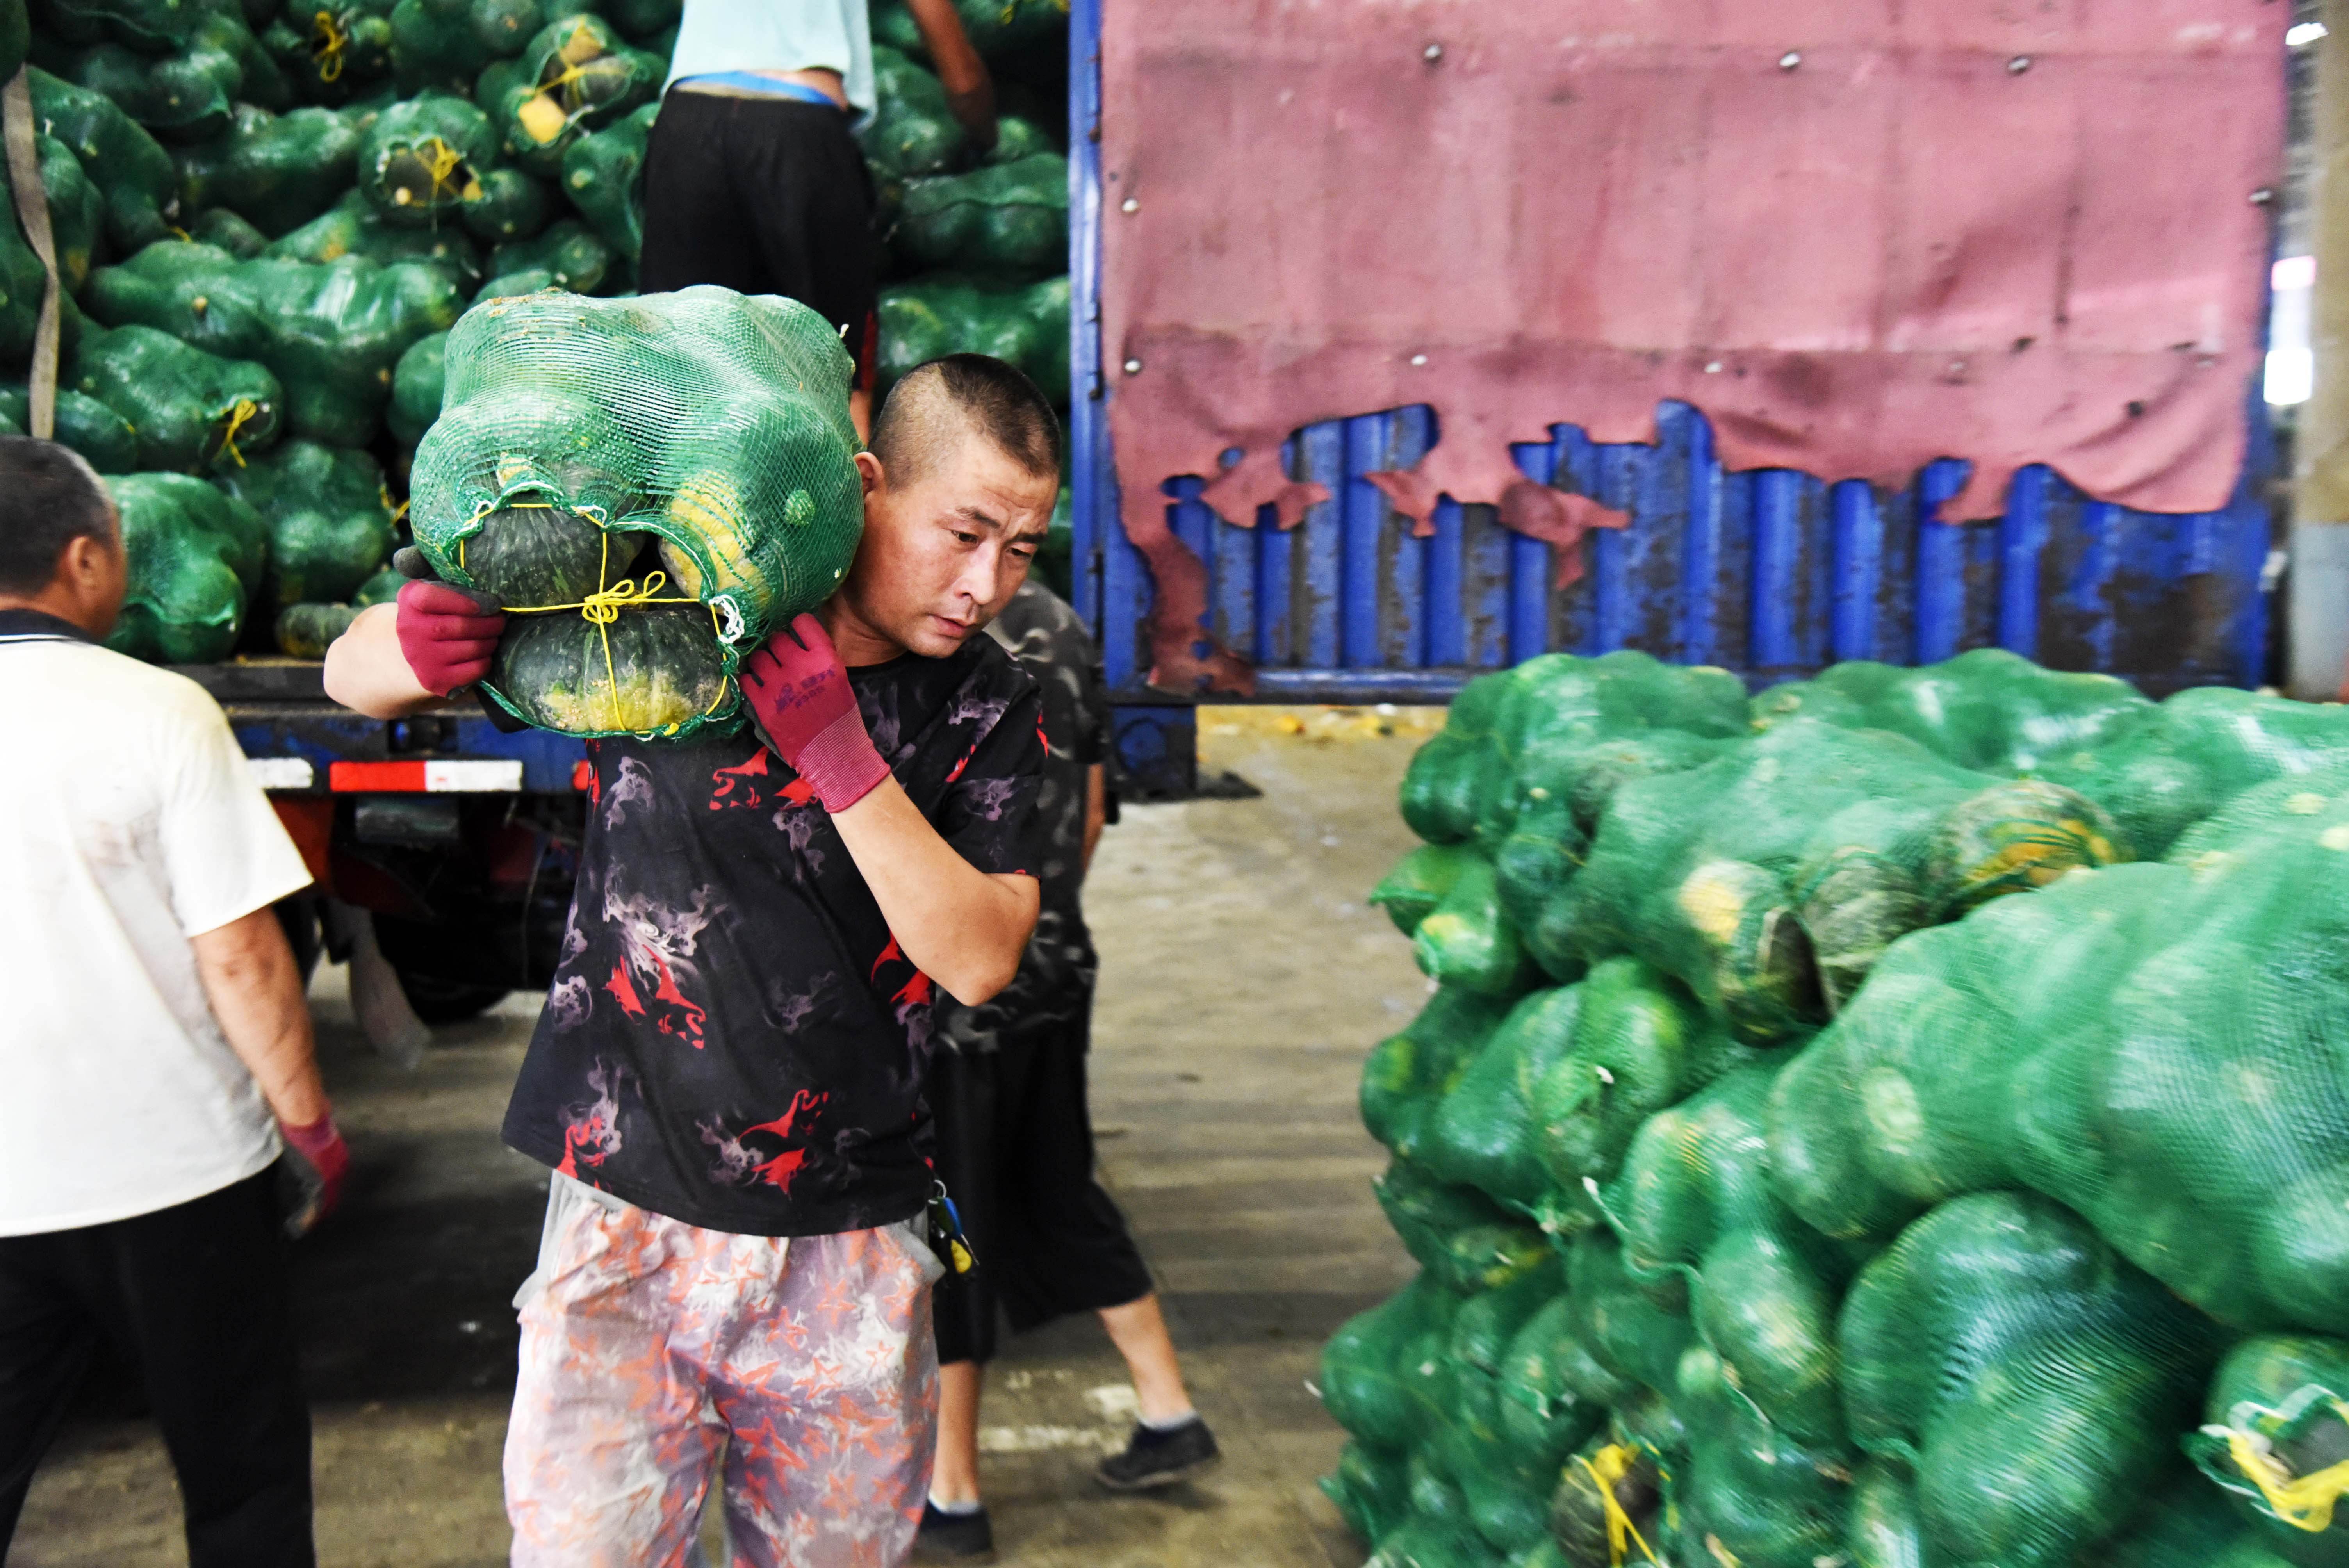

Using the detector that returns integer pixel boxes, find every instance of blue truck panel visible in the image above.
[1069,0,2274,741]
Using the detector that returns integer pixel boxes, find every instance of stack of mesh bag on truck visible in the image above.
[0,0,1074,663]
[1323,646,2349,1568]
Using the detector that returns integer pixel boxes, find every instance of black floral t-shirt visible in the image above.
[500,636,1045,1237]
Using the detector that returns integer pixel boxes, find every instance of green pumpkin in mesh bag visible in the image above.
[2103,1476,2308,1568]
[1360,983,1512,1159]
[410,287,864,738]
[103,473,267,663]
[84,239,268,362]
[268,189,484,290]
[560,102,654,263]
[386,0,533,95]
[1401,672,1511,845]
[189,205,269,256]
[213,438,398,610]
[173,102,366,238]
[356,91,499,226]
[1322,1273,1461,1455]
[478,14,660,175]
[1373,842,1483,937]
[34,0,205,53]
[1840,1191,2221,1568]
[388,326,446,444]
[858,44,968,180]
[266,0,394,103]
[1419,986,1582,1215]
[70,324,283,472]
[462,165,554,243]
[1366,1514,1504,1568]
[1661,1345,1851,1568]
[253,256,463,443]
[1324,1439,1413,1547]
[1373,1159,1552,1298]
[2190,1336,2349,1563]
[875,273,1068,405]
[2050,686,2349,861]
[1602,1060,1868,1447]
[1531,956,1743,1235]
[483,217,613,296]
[0,129,105,294]
[894,152,1067,277]
[2,0,26,76]
[36,8,277,146]
[1496,1294,1619,1466]
[1562,1229,1689,1397]
[273,599,360,656]
[0,384,139,472]
[1548,1437,1665,1568]
[1414,854,1540,1000]
[26,67,184,252]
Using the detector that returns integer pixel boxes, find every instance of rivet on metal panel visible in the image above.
[1423,43,1442,62]
[2252,187,2277,205]
[1705,360,1724,374]
[1121,197,1139,213]
[1410,353,1428,366]
[2007,55,2031,74]
[1779,50,1802,69]
[1124,358,1143,375]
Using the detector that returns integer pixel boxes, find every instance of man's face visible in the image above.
[841,440,1057,659]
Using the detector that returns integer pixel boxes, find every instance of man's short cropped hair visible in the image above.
[0,437,118,595]
[868,354,1062,490]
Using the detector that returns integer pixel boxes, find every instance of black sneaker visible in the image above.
[913,1501,995,1562]
[1094,1416,1221,1491]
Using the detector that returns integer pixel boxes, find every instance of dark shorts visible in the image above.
[930,997,1156,1367]
[637,88,879,390]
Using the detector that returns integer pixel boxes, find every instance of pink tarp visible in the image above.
[1101,0,2286,693]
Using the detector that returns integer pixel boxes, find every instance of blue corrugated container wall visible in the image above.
[1068,0,2275,769]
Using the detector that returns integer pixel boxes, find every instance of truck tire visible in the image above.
[392,969,510,1025]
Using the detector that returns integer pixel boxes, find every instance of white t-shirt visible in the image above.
[663,0,875,120]
[0,622,314,1235]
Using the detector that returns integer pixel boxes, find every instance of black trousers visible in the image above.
[931,1001,1157,1367]
[0,1172,314,1568]
[637,88,879,388]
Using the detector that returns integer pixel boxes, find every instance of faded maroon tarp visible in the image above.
[1101,1,2285,693]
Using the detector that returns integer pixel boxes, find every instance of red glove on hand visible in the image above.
[738,613,890,812]
[279,1112,349,1234]
[395,580,506,697]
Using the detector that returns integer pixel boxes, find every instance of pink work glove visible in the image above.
[280,1112,350,1235]
[738,613,891,812]
[395,580,506,696]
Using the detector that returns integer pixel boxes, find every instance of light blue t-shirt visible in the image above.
[663,0,875,123]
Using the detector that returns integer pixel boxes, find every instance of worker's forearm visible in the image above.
[192,906,330,1127]
[830,777,1038,1004]
[905,0,994,144]
[324,603,444,719]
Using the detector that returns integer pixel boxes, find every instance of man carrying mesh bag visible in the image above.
[325,298,1061,1564]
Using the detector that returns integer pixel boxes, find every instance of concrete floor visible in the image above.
[12,707,1437,1568]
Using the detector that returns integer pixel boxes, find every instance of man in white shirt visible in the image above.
[0,438,350,1568]
[640,0,996,436]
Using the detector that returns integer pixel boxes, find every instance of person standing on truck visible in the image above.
[322,354,1058,1564]
[641,0,998,438]
[0,437,349,1568]
[918,577,1219,1559]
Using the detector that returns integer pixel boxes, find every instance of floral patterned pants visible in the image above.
[504,1176,943,1568]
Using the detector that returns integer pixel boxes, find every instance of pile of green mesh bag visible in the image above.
[1325,646,2349,1568]
[0,0,1074,661]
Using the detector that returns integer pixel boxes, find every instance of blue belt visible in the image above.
[673,72,844,109]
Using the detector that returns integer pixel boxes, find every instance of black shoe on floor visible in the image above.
[1094,1416,1221,1492]
[913,1500,996,1561]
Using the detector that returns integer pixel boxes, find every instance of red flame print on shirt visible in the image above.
[601,883,716,1049]
[554,1060,628,1180]
[709,750,773,811]
[701,1089,830,1193]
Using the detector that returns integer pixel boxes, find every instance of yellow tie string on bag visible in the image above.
[1576,1444,1661,1568]
[216,399,260,468]
[494,529,731,733]
[2226,1418,2349,1533]
[310,9,348,83]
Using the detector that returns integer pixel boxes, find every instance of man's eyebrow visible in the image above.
[946,505,1007,533]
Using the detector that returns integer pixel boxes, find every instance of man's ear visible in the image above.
[855,450,884,498]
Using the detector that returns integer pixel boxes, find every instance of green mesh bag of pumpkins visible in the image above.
[893,152,1068,277]
[0,125,103,293]
[69,324,283,472]
[876,272,1069,405]
[268,189,485,292]
[356,91,549,242]
[476,13,659,176]
[103,473,268,663]
[408,287,866,739]
[25,66,185,252]
[0,383,138,472]
[213,438,399,612]
[559,100,654,264]
[171,102,368,238]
